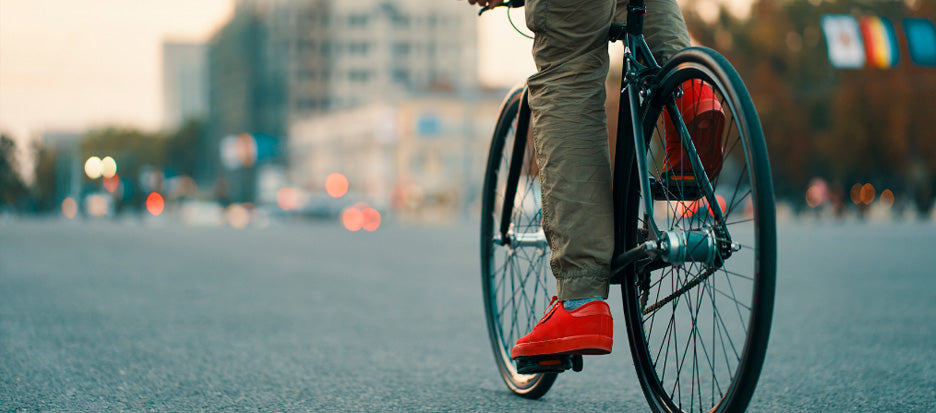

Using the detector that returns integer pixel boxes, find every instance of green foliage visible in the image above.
[0,134,29,208]
[166,118,204,177]
[79,120,205,180]
[684,0,936,211]
[31,141,58,212]
[80,126,168,183]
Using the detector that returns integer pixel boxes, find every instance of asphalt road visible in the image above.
[1,218,934,411]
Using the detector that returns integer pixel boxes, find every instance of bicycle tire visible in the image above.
[616,47,776,412]
[480,86,558,399]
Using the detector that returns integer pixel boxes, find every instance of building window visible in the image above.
[392,69,410,84]
[392,43,410,58]
[394,16,410,28]
[348,42,370,55]
[299,39,316,54]
[296,98,319,111]
[348,14,369,26]
[297,69,316,82]
[349,70,372,83]
[322,41,337,57]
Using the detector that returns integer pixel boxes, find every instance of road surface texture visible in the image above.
[2,218,934,411]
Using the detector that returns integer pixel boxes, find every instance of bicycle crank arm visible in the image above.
[610,240,661,281]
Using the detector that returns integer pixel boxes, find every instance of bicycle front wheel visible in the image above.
[480,87,557,399]
[618,47,776,412]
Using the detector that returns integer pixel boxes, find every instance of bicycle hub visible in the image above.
[658,229,717,265]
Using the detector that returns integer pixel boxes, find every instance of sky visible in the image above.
[0,0,749,144]
[0,0,234,140]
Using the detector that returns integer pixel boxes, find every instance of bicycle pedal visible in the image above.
[571,354,583,372]
[515,354,584,374]
[515,355,572,374]
[650,174,703,201]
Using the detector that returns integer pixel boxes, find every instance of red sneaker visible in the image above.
[511,297,613,359]
[663,80,726,180]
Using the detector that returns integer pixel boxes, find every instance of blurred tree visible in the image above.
[166,118,204,178]
[80,127,169,210]
[683,0,936,214]
[0,134,29,209]
[80,126,168,183]
[30,141,59,212]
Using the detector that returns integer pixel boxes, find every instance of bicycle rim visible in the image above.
[480,88,558,399]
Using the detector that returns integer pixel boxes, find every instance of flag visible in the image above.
[822,15,865,69]
[904,18,936,67]
[859,17,900,68]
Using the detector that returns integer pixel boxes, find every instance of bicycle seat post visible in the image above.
[625,0,646,37]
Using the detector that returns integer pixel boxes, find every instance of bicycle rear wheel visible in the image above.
[480,87,557,399]
[618,47,776,412]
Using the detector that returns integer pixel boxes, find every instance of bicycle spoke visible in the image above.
[719,268,754,282]
[712,285,752,311]
[643,267,716,316]
[721,266,750,336]
[725,218,754,226]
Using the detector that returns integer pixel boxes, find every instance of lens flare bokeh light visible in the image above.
[879,189,895,208]
[146,192,165,216]
[277,187,299,211]
[62,197,78,219]
[84,156,103,179]
[860,183,876,205]
[707,195,727,217]
[361,207,381,231]
[342,207,364,231]
[227,203,251,229]
[101,156,117,178]
[326,173,349,198]
[103,174,120,193]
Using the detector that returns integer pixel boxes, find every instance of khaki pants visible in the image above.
[525,0,690,301]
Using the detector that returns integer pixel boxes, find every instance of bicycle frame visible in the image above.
[493,0,731,279]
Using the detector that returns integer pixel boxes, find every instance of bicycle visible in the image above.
[478,0,777,411]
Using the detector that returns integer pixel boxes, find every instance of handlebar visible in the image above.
[478,0,525,16]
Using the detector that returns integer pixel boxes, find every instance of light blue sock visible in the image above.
[563,296,603,311]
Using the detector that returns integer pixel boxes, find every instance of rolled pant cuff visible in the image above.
[556,270,610,301]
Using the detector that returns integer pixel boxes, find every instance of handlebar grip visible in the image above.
[478,0,525,16]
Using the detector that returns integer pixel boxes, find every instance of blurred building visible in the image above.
[162,42,208,129]
[204,0,479,202]
[288,91,502,222]
[39,131,83,207]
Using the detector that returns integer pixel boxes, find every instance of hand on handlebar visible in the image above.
[458,0,522,15]
[466,0,506,8]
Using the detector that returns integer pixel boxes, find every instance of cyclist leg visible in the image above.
[525,0,616,303]
[522,0,691,304]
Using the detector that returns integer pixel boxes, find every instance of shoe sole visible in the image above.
[511,335,613,358]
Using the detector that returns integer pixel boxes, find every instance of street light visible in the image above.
[101,156,117,178]
[84,156,103,179]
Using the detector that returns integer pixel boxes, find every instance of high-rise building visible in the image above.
[204,0,479,201]
[319,0,479,109]
[212,0,478,121]
[162,42,208,129]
